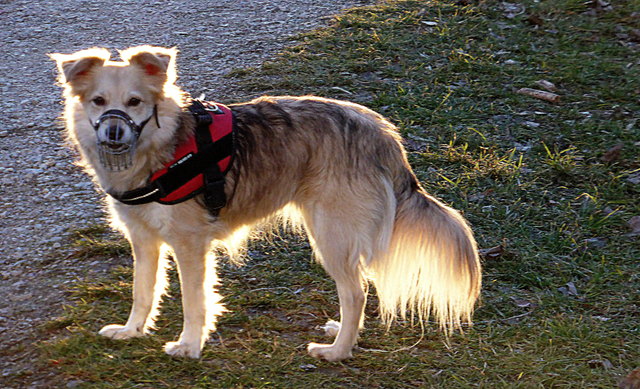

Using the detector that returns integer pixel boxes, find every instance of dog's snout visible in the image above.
[107,125,124,141]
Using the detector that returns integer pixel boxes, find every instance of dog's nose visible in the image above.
[107,125,124,142]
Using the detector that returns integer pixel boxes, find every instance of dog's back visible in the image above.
[225,96,414,220]
[225,96,481,340]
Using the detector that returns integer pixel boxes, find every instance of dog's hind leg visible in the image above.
[307,270,366,362]
[100,230,164,339]
[302,207,368,362]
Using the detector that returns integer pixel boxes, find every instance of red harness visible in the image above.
[108,100,234,215]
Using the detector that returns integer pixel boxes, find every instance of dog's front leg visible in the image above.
[100,231,163,339]
[163,239,211,358]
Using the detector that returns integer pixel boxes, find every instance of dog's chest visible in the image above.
[114,199,212,241]
[115,201,174,236]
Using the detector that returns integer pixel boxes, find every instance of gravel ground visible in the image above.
[0,0,371,386]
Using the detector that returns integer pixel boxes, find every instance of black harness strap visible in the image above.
[108,182,163,205]
[190,100,228,216]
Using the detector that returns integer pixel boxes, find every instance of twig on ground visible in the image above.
[534,79,558,92]
[517,87,561,103]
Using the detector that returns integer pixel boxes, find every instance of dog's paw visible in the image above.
[99,324,145,340]
[164,341,202,359]
[320,320,341,337]
[307,342,352,362]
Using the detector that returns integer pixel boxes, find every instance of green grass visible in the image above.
[30,0,640,387]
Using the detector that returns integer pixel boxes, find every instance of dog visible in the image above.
[51,46,481,361]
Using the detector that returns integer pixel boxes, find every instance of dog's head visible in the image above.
[51,46,179,171]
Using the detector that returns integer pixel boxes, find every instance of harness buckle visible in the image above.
[202,101,225,115]
[188,100,213,126]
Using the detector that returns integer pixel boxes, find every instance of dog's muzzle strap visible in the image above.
[93,106,159,171]
[92,105,159,137]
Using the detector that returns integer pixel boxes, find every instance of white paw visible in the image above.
[99,324,145,340]
[320,320,341,337]
[164,341,202,359]
[307,342,352,362]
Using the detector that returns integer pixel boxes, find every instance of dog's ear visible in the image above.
[50,49,111,96]
[120,46,178,92]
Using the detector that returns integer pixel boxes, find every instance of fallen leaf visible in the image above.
[590,0,613,11]
[583,237,607,249]
[511,297,532,308]
[601,144,624,163]
[330,86,353,95]
[566,281,578,296]
[404,138,427,152]
[404,133,428,152]
[300,363,317,371]
[619,368,640,389]
[468,193,485,202]
[628,216,640,234]
[502,2,525,19]
[534,79,558,92]
[627,172,640,185]
[516,88,560,103]
[526,14,544,26]
[558,281,579,297]
[514,142,532,152]
[469,189,494,202]
[588,359,613,369]
[479,245,504,259]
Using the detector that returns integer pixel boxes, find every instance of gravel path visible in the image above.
[0,1,371,385]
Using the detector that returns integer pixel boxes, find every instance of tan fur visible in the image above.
[52,46,481,361]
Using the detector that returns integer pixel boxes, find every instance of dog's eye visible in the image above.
[92,96,106,106]
[127,97,142,107]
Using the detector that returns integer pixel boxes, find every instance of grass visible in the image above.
[27,0,640,387]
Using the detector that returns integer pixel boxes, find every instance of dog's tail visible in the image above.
[366,182,481,332]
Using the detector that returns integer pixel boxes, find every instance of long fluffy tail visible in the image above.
[367,189,481,332]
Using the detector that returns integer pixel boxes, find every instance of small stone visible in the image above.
[299,363,317,371]
[627,172,640,185]
[558,281,579,297]
[66,380,84,388]
[628,216,640,235]
[583,237,607,248]
[587,359,613,369]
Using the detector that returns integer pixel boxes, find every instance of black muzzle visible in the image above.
[92,106,158,171]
